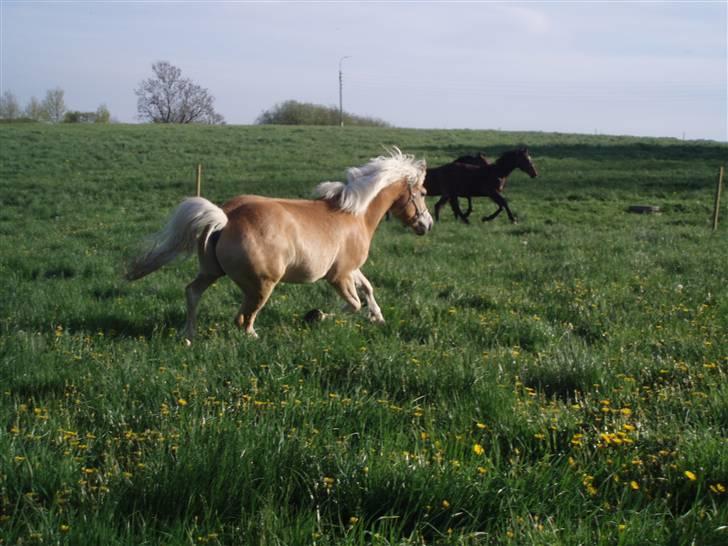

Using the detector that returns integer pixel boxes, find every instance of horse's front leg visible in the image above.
[449,197,470,224]
[353,269,384,323]
[491,193,517,224]
[462,197,473,219]
[481,206,503,222]
[433,196,449,222]
[330,273,363,315]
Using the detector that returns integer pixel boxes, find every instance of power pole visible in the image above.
[339,56,350,127]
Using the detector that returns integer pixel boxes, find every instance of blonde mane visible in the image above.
[314,148,426,215]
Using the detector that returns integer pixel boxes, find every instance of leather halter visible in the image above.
[396,185,428,227]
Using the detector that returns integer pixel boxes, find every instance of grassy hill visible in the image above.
[0,123,726,545]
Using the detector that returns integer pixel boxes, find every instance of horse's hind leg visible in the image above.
[183,272,221,341]
[183,232,225,342]
[353,269,384,323]
[233,278,277,338]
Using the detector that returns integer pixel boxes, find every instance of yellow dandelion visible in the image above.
[177,398,188,406]
[684,470,697,481]
[349,516,359,525]
[473,443,484,456]
[630,480,640,490]
[441,499,450,509]
[709,483,725,494]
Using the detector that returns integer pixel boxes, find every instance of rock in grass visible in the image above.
[303,309,330,324]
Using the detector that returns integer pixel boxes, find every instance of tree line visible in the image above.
[0,87,110,124]
[1,61,390,127]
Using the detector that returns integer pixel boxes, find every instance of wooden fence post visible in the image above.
[712,165,724,232]
[195,164,202,197]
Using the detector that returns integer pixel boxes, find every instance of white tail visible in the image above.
[126,197,228,281]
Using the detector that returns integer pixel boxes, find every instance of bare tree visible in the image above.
[135,61,224,124]
[24,96,47,121]
[42,87,66,123]
[0,91,21,119]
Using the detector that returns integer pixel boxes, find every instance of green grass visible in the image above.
[1,123,726,545]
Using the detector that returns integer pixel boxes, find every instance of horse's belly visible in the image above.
[281,253,337,283]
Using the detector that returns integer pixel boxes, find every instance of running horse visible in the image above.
[425,147,538,224]
[126,149,433,339]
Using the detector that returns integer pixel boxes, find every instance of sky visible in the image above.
[1,0,726,141]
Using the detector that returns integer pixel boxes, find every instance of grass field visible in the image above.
[0,123,726,545]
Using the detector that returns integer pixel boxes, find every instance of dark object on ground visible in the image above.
[628,205,661,214]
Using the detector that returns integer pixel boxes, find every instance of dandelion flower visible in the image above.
[473,443,484,456]
[684,470,697,481]
[442,500,450,509]
[630,481,640,490]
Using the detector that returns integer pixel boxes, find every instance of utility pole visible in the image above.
[339,56,351,127]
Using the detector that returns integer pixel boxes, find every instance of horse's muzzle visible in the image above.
[412,212,434,235]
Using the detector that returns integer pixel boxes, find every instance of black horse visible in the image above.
[424,147,538,224]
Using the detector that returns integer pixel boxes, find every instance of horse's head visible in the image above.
[391,173,433,236]
[515,147,538,178]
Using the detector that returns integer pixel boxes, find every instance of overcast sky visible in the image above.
[1,1,726,141]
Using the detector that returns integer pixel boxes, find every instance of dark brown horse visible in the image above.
[424,147,537,224]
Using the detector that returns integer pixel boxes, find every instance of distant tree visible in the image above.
[135,61,224,124]
[256,100,390,127]
[42,87,66,123]
[95,104,111,123]
[24,96,47,121]
[0,91,21,119]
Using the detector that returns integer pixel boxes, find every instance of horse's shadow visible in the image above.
[68,311,183,339]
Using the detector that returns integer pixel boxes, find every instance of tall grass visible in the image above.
[1,124,726,545]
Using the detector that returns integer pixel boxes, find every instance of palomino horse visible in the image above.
[126,149,433,339]
[424,147,538,224]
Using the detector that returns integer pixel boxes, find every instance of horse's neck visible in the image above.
[493,157,518,178]
[364,182,404,234]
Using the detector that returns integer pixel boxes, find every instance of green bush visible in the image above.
[256,99,390,127]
